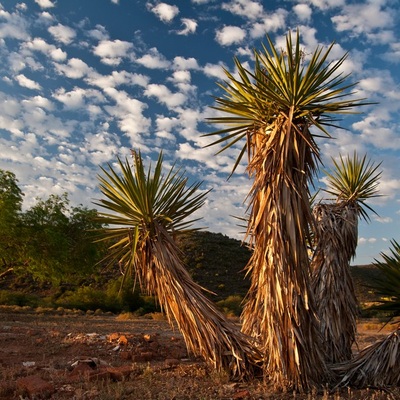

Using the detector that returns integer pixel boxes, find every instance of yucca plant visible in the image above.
[206,31,369,390]
[332,240,399,388]
[94,151,260,379]
[311,153,382,364]
[371,240,400,321]
[333,328,400,388]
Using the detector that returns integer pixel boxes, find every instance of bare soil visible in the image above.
[0,306,398,399]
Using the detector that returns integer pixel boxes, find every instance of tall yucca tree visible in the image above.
[95,151,260,379]
[311,153,381,364]
[206,31,369,390]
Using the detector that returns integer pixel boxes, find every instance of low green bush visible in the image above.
[0,290,41,308]
[216,295,243,316]
[54,277,160,313]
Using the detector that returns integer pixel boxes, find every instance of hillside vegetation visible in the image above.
[0,230,382,316]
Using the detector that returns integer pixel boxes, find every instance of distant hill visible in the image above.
[176,231,252,301]
[177,231,382,305]
[0,230,383,309]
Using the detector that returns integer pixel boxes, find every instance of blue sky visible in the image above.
[0,0,399,265]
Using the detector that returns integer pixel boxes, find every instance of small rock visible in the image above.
[107,366,133,381]
[132,354,146,362]
[16,375,55,399]
[108,332,120,342]
[119,350,132,360]
[165,358,180,367]
[22,361,36,367]
[132,351,154,362]
[140,351,154,361]
[223,383,239,393]
[233,389,250,399]
[118,334,128,345]
[69,362,94,377]
[143,333,158,342]
[148,341,159,352]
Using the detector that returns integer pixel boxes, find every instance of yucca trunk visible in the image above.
[311,203,359,364]
[135,222,261,379]
[241,121,329,390]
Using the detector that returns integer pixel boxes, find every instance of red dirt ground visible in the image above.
[0,306,398,400]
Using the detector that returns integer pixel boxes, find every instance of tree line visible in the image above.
[0,169,106,285]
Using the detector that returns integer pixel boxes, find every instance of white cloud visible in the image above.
[37,11,55,25]
[102,87,151,143]
[48,23,76,44]
[203,62,228,80]
[86,25,109,41]
[352,116,400,150]
[170,70,191,83]
[358,76,384,93]
[215,26,246,46]
[155,115,179,140]
[149,2,179,23]
[87,70,150,90]
[0,8,30,40]
[22,95,54,111]
[319,129,368,164]
[177,18,197,35]
[82,131,121,166]
[250,8,288,38]
[173,56,199,70]
[331,0,394,36]
[366,30,395,46]
[7,52,28,73]
[305,0,345,10]
[373,215,393,224]
[383,42,400,64]
[24,37,67,61]
[222,0,264,20]
[53,88,88,110]
[358,237,377,245]
[93,39,134,65]
[35,0,55,8]
[293,4,312,21]
[144,84,187,107]
[136,47,170,69]
[55,58,92,79]
[15,74,42,90]
[16,3,27,11]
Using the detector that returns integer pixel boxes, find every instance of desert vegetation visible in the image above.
[1,30,399,398]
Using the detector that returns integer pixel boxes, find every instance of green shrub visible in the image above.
[54,277,160,313]
[369,239,400,321]
[216,295,243,316]
[0,290,41,308]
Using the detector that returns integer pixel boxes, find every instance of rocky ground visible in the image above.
[0,306,398,399]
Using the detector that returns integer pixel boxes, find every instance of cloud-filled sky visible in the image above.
[0,0,399,265]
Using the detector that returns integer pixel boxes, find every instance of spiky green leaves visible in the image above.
[206,30,369,173]
[324,152,381,221]
[94,151,208,273]
[96,151,207,232]
[371,240,400,322]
